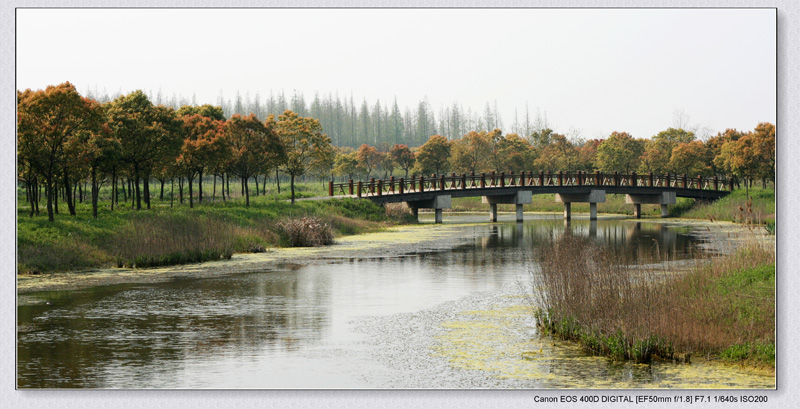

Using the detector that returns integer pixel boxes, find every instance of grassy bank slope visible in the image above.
[17,194,405,274]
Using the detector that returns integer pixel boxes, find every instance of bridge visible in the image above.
[327,171,733,223]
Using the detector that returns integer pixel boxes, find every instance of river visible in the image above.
[16,214,775,389]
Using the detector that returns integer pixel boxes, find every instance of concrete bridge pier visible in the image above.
[555,190,606,220]
[407,195,452,224]
[625,192,676,219]
[482,191,533,222]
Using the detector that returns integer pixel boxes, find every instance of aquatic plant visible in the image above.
[530,233,775,367]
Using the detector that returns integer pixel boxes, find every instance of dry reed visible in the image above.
[531,233,775,365]
[278,216,334,247]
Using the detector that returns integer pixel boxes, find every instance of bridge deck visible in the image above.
[329,171,732,204]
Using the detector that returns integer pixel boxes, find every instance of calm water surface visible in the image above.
[17,216,769,388]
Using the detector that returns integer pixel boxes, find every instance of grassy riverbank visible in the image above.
[17,191,411,273]
[532,233,775,368]
[674,187,775,224]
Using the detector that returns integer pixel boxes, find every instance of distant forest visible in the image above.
[82,86,549,148]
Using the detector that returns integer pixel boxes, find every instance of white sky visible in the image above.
[16,8,776,140]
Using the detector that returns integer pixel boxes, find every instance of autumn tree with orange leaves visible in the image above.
[273,110,334,204]
[17,82,104,221]
[178,114,227,207]
[225,114,284,206]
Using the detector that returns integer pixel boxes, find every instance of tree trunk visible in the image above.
[144,174,151,210]
[111,167,117,211]
[46,178,54,222]
[64,167,76,216]
[221,174,226,202]
[160,179,165,200]
[262,174,267,196]
[290,173,296,205]
[134,164,142,210]
[226,172,230,198]
[243,176,250,207]
[276,169,281,193]
[27,182,34,218]
[91,166,99,218]
[198,169,203,203]
[34,179,40,216]
[188,174,194,208]
[179,177,184,204]
[170,178,174,208]
[254,175,259,196]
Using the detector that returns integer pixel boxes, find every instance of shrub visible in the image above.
[278,216,334,247]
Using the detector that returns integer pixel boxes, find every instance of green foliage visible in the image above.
[720,343,775,366]
[414,134,451,175]
[595,131,645,173]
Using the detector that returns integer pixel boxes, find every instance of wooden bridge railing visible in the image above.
[328,171,734,198]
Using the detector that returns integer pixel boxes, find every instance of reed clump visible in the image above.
[531,233,775,367]
[110,214,235,268]
[278,216,334,247]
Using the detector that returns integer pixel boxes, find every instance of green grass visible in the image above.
[675,187,775,224]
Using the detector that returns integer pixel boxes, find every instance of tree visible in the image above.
[390,144,415,178]
[751,122,776,186]
[333,150,362,180]
[639,128,695,174]
[273,110,333,204]
[414,135,451,175]
[707,129,745,175]
[668,140,711,176]
[530,127,555,150]
[496,133,533,172]
[576,138,603,172]
[355,144,381,179]
[17,82,104,221]
[85,122,120,218]
[534,133,578,172]
[178,114,227,207]
[106,90,182,210]
[450,131,492,174]
[714,123,775,188]
[594,132,645,174]
[225,114,284,206]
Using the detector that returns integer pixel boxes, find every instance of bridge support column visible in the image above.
[625,192,676,219]
[555,190,606,220]
[406,195,451,224]
[482,191,532,222]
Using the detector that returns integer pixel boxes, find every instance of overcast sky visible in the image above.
[16,8,776,140]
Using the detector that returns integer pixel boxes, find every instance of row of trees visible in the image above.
[84,87,550,149]
[18,82,334,221]
[330,124,775,189]
[19,83,775,222]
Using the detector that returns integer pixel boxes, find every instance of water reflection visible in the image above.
[18,218,710,388]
